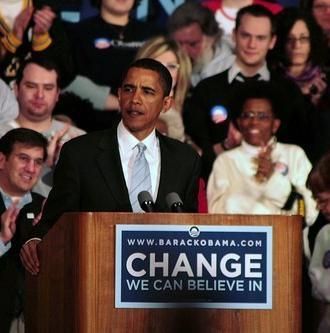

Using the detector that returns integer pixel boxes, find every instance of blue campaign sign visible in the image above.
[115,225,272,309]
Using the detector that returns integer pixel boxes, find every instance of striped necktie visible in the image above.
[129,143,152,212]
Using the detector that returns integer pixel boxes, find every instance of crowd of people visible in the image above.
[0,0,330,332]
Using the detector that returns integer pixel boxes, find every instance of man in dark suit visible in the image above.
[20,58,201,275]
[0,128,48,332]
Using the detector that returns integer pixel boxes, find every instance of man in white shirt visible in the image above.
[20,58,201,276]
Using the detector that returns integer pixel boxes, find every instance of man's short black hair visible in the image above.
[235,4,276,35]
[231,81,281,124]
[168,2,221,39]
[0,128,48,162]
[16,57,61,88]
[122,58,172,97]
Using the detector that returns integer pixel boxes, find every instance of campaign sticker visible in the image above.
[94,38,112,49]
[323,250,330,269]
[275,162,289,176]
[210,105,228,124]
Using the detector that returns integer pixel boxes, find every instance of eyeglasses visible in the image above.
[14,153,44,167]
[313,4,330,11]
[240,111,273,121]
[286,36,310,45]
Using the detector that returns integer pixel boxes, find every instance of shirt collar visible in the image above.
[228,61,270,84]
[241,137,277,156]
[117,120,158,156]
[0,186,32,210]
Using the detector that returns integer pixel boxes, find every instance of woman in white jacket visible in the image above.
[207,81,318,226]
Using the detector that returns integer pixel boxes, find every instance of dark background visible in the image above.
[54,0,300,25]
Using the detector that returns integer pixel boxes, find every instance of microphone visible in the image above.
[138,191,155,212]
[166,192,184,213]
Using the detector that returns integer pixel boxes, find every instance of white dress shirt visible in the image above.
[117,121,161,201]
[228,61,270,84]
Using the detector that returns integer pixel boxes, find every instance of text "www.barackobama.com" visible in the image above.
[126,238,262,248]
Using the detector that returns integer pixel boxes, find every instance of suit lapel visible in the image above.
[96,128,132,209]
[155,134,175,209]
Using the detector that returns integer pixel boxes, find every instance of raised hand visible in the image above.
[255,144,274,182]
[12,5,34,41]
[0,204,20,244]
[46,124,70,168]
[32,6,56,37]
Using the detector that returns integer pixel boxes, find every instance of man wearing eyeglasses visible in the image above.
[0,128,48,332]
[207,81,318,226]
[184,4,310,180]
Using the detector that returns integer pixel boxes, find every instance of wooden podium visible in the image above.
[25,213,302,333]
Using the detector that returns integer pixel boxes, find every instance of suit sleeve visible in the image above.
[30,142,81,239]
[182,150,201,213]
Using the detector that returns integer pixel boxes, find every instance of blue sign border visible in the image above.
[115,224,272,309]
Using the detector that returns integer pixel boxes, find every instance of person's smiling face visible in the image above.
[234,14,276,73]
[0,143,45,196]
[237,98,280,146]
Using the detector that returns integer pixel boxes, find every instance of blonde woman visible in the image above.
[136,35,192,141]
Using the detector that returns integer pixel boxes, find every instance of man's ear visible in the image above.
[232,29,237,45]
[55,88,60,103]
[13,83,18,98]
[269,35,277,50]
[0,152,7,170]
[272,119,281,134]
[236,117,242,132]
[161,96,173,114]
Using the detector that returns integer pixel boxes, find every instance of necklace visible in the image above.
[219,4,236,21]
[219,0,251,21]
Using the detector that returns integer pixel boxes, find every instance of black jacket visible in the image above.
[0,192,44,333]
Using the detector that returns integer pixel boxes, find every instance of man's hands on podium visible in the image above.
[20,239,41,275]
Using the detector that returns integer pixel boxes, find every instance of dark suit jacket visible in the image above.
[31,126,201,239]
[0,193,44,332]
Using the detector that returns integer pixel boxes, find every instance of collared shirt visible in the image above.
[227,61,270,84]
[117,121,161,201]
[0,239,10,257]
[0,187,32,210]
